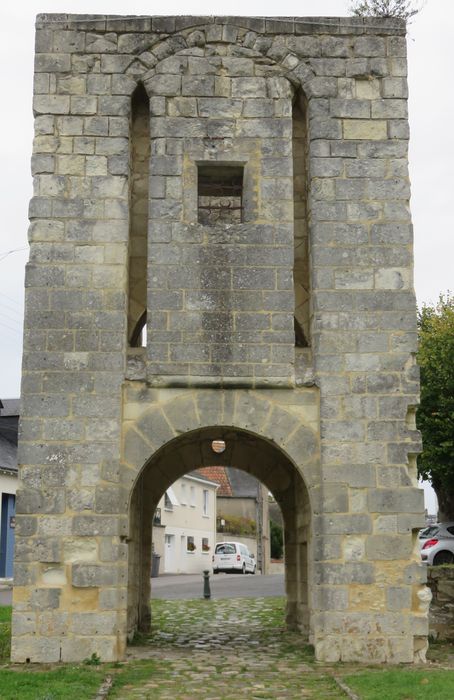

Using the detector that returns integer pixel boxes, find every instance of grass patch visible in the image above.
[0,605,11,661]
[0,605,12,622]
[108,660,159,697]
[0,667,104,700]
[344,669,454,700]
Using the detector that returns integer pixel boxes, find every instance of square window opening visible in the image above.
[198,165,244,225]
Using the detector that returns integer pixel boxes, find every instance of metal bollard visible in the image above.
[203,569,211,599]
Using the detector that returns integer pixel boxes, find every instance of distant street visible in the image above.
[151,572,285,599]
[0,588,11,606]
[0,573,285,607]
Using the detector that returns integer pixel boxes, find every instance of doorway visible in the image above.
[164,534,176,572]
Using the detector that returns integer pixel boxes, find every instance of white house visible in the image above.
[152,472,218,574]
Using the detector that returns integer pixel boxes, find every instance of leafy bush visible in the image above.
[219,515,256,536]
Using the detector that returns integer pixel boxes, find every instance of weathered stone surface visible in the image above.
[368,488,424,513]
[72,563,120,587]
[30,588,61,610]
[366,534,413,560]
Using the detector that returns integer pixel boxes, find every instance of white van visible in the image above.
[212,541,256,574]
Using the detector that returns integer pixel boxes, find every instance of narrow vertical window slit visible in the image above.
[128,83,150,347]
[293,95,310,348]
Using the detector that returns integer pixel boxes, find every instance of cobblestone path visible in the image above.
[110,598,346,699]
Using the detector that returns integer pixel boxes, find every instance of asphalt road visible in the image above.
[0,573,285,606]
[151,573,285,599]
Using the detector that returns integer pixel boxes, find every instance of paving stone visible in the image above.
[119,597,341,698]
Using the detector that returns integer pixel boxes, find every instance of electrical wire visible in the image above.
[0,302,23,320]
[0,292,23,309]
[0,247,28,263]
[0,310,22,327]
[0,321,21,336]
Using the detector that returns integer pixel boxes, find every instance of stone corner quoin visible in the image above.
[14,13,426,665]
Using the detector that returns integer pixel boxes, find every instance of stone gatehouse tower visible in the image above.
[13,14,427,664]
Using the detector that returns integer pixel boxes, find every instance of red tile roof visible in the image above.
[196,466,232,496]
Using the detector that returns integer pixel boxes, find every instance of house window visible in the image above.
[203,489,209,517]
[180,482,187,505]
[186,536,196,552]
[164,487,179,511]
[190,486,195,507]
[202,537,210,553]
[197,165,243,225]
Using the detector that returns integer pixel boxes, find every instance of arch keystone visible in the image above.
[195,391,223,427]
[125,59,152,77]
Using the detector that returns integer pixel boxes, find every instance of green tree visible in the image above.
[270,520,284,560]
[350,0,420,20]
[417,294,454,519]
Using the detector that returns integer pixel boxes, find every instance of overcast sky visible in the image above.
[0,1,449,511]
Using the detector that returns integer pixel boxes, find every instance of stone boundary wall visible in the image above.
[427,566,454,640]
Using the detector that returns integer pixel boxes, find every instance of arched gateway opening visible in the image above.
[126,425,313,643]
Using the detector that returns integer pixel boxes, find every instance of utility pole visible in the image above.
[256,481,264,573]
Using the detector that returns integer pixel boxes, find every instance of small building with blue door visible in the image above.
[0,399,18,579]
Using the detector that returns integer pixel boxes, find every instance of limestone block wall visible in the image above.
[144,57,296,384]
[13,14,427,664]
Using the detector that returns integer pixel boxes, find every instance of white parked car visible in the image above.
[419,522,454,565]
[212,541,256,574]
